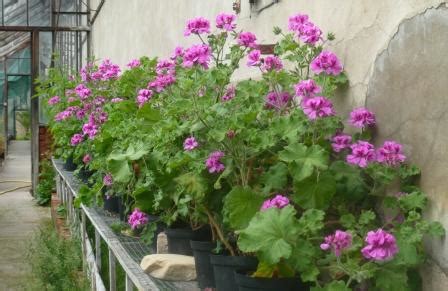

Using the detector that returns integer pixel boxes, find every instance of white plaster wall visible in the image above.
[91,0,446,107]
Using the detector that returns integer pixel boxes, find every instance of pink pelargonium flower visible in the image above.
[182,44,212,69]
[260,195,290,210]
[261,55,283,72]
[48,96,60,105]
[75,84,92,100]
[205,151,225,174]
[128,208,149,230]
[301,96,335,120]
[298,22,322,45]
[349,107,376,128]
[265,91,291,110]
[221,86,236,102]
[310,51,343,75]
[67,97,77,103]
[103,173,113,187]
[127,59,141,68]
[216,13,236,31]
[148,74,176,93]
[184,17,210,36]
[171,46,184,60]
[288,13,309,32]
[376,141,406,166]
[347,141,376,168]
[247,49,261,67]
[97,59,121,81]
[237,32,257,48]
[70,133,84,146]
[82,154,91,164]
[111,97,124,103]
[82,122,99,139]
[136,89,153,108]
[54,110,73,121]
[183,136,199,151]
[294,79,321,100]
[331,134,352,153]
[156,59,176,76]
[320,230,352,257]
[361,229,398,261]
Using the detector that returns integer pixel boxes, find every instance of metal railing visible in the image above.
[52,158,199,291]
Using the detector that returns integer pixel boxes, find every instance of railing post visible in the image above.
[125,275,134,291]
[95,229,101,271]
[108,249,116,291]
[81,210,87,269]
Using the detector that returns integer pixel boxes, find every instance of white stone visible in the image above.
[140,254,196,281]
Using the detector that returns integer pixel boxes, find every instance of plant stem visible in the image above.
[204,207,236,256]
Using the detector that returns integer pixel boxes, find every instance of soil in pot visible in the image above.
[210,254,258,291]
[165,225,211,256]
[63,156,77,171]
[190,240,216,289]
[234,270,308,291]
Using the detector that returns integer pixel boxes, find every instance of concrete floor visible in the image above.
[0,141,50,290]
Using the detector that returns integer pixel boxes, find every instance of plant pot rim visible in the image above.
[190,240,216,250]
[210,254,258,266]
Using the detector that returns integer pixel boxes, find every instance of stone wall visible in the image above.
[90,0,448,288]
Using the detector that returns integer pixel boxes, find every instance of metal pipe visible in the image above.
[89,0,104,25]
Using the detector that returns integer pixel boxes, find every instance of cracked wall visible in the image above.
[367,6,448,289]
[90,0,448,287]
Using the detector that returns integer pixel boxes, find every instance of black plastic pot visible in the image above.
[103,195,120,214]
[165,226,211,256]
[77,167,93,184]
[235,270,306,291]
[210,255,258,291]
[190,240,216,289]
[63,156,77,171]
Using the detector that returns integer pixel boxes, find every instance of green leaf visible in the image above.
[359,210,376,225]
[223,186,265,230]
[374,267,408,291]
[399,192,427,211]
[137,104,162,122]
[427,221,445,237]
[340,214,356,228]
[288,240,320,281]
[279,143,328,182]
[132,187,155,213]
[238,205,300,264]
[175,172,207,201]
[330,161,366,201]
[293,172,336,209]
[107,159,132,183]
[311,281,351,291]
[297,209,325,236]
[260,162,288,193]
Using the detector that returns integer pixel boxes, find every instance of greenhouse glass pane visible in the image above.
[29,0,51,26]
[4,0,28,26]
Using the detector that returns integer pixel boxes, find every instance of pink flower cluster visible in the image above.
[301,96,335,120]
[48,96,60,105]
[127,59,141,68]
[216,13,236,31]
[310,51,343,76]
[205,151,225,173]
[80,60,121,82]
[346,141,376,168]
[349,107,376,128]
[331,134,352,152]
[377,141,406,166]
[247,49,261,67]
[171,46,184,60]
[320,230,352,257]
[261,55,283,72]
[182,44,212,69]
[221,86,236,102]
[184,17,210,36]
[136,89,153,108]
[238,32,257,48]
[183,136,199,151]
[75,84,92,100]
[261,195,290,210]
[82,154,91,164]
[294,79,321,102]
[265,91,291,110]
[361,229,398,261]
[128,208,149,230]
[70,133,84,146]
[103,173,113,186]
[288,13,322,45]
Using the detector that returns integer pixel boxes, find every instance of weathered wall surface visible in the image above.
[90,0,448,287]
[366,6,448,289]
